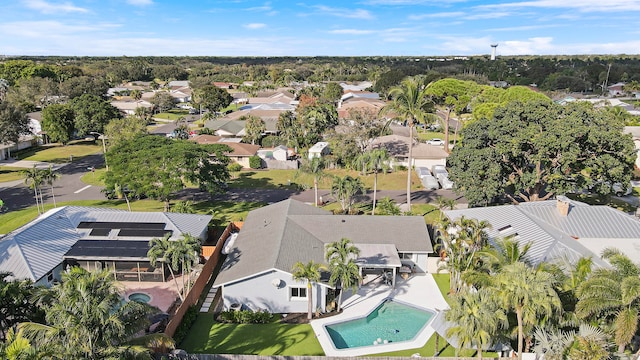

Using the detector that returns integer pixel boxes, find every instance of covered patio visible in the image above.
[355,244,403,288]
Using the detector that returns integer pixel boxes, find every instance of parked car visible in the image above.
[426,138,445,146]
[421,174,440,190]
[439,176,454,190]
[431,165,448,180]
[415,167,431,179]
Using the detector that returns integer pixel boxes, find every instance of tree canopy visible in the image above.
[69,94,121,136]
[104,135,230,210]
[41,104,75,145]
[194,85,233,114]
[0,100,30,145]
[447,100,636,205]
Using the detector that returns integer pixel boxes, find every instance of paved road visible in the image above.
[1,153,465,212]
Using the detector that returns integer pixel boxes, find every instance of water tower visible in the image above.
[490,44,498,60]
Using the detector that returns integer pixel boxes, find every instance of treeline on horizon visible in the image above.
[3,54,640,100]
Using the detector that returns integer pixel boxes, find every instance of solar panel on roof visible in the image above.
[77,222,166,230]
[89,228,111,237]
[118,229,173,238]
[63,240,150,258]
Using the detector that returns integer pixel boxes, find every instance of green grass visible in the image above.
[229,169,423,191]
[411,203,442,225]
[432,273,452,305]
[179,315,324,355]
[0,166,27,182]
[13,140,102,163]
[80,168,107,186]
[153,109,189,121]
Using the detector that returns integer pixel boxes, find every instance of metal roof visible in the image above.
[444,199,640,268]
[214,199,432,287]
[0,206,210,282]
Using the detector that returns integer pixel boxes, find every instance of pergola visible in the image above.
[355,243,402,288]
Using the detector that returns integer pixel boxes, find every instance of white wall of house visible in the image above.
[399,252,429,273]
[220,269,327,313]
[413,158,447,169]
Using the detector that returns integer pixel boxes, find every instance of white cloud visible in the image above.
[364,0,467,4]
[463,11,511,20]
[0,21,120,37]
[22,0,88,13]
[244,23,266,29]
[328,29,375,35]
[313,5,374,19]
[477,0,640,12]
[487,24,560,32]
[126,0,153,6]
[408,11,465,20]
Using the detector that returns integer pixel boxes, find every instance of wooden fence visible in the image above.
[164,222,241,337]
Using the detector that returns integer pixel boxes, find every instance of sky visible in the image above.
[1,0,640,57]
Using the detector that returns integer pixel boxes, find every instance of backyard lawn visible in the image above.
[153,109,189,121]
[179,315,324,356]
[229,169,423,191]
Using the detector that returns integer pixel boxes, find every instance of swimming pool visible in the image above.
[324,299,434,350]
[127,292,151,304]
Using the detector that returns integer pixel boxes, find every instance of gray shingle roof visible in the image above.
[444,199,640,267]
[0,206,210,282]
[214,199,432,286]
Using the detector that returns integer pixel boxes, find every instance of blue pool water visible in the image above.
[127,292,151,303]
[325,300,434,349]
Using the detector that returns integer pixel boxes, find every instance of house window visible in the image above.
[47,272,54,283]
[290,287,307,300]
[399,252,414,259]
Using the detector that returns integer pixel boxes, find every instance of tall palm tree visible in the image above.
[147,235,184,301]
[21,165,45,214]
[380,77,433,210]
[21,267,155,359]
[325,238,361,312]
[330,175,364,213]
[42,165,60,208]
[495,262,561,360]
[357,148,391,215]
[291,261,323,320]
[298,156,326,207]
[463,237,532,289]
[576,248,640,354]
[446,288,507,359]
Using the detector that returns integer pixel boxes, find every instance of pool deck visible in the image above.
[310,273,450,357]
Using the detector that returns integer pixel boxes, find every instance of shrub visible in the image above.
[249,155,262,169]
[394,165,408,171]
[173,305,199,345]
[227,163,243,172]
[218,309,274,324]
[261,135,283,148]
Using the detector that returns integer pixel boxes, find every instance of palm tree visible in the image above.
[495,262,561,360]
[20,267,155,359]
[325,238,362,312]
[357,148,391,215]
[463,237,532,289]
[576,248,640,354]
[21,165,45,214]
[298,156,326,207]
[130,89,142,101]
[147,235,184,301]
[331,175,364,214]
[446,288,507,359]
[171,234,202,296]
[42,165,60,208]
[379,77,433,209]
[291,261,323,320]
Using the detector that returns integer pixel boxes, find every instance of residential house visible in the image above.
[205,108,282,136]
[213,199,433,313]
[257,145,298,169]
[0,112,41,160]
[338,97,386,119]
[339,81,373,92]
[0,206,210,286]
[308,141,330,160]
[191,134,259,168]
[249,90,296,106]
[110,100,153,115]
[443,197,640,267]
[370,135,449,169]
[608,82,626,97]
[169,87,192,103]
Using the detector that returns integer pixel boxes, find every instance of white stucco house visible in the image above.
[213,199,433,313]
[308,141,330,160]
